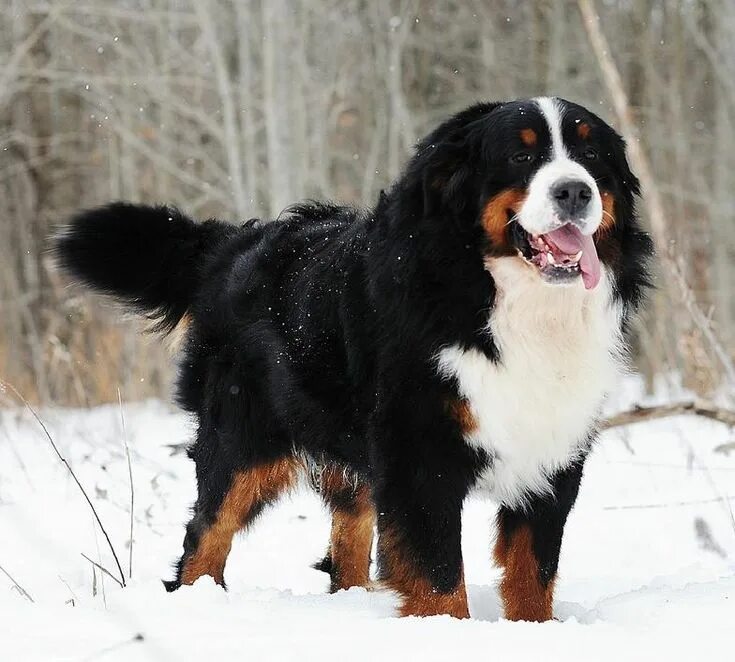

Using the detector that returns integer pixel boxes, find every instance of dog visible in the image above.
[54,97,652,621]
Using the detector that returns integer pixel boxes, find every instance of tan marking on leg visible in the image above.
[317,463,356,498]
[493,525,509,568]
[180,457,301,586]
[481,188,527,248]
[520,128,537,146]
[494,524,554,622]
[328,485,376,591]
[380,525,469,618]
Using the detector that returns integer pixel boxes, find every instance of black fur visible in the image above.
[54,202,238,332]
[54,98,652,615]
[496,458,585,587]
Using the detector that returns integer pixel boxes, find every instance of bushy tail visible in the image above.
[53,202,234,332]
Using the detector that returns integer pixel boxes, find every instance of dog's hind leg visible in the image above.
[314,465,376,592]
[165,455,301,591]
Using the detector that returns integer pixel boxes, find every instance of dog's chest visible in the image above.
[437,259,623,507]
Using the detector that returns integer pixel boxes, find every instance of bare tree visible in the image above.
[0,0,733,406]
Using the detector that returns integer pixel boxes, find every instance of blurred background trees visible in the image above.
[1,0,733,405]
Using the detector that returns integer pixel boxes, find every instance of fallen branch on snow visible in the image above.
[602,401,735,430]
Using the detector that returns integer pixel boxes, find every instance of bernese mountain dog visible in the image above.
[54,97,652,621]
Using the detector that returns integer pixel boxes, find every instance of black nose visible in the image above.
[551,180,592,217]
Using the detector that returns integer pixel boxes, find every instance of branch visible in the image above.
[80,553,124,589]
[0,380,126,588]
[602,400,735,430]
[118,389,134,581]
[194,0,247,218]
[602,495,735,511]
[0,562,34,602]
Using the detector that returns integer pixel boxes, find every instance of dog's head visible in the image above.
[410,97,642,291]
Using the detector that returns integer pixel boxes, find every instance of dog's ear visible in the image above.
[420,140,472,218]
[416,102,505,219]
[607,131,640,198]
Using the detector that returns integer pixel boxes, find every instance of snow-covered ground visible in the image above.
[1,379,734,661]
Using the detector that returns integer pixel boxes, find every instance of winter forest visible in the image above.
[2,0,734,405]
[1,1,734,660]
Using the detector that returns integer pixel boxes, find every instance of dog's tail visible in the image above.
[53,202,234,333]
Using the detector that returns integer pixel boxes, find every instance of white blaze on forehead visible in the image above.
[515,96,603,238]
[534,96,567,158]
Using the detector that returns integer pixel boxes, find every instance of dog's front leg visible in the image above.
[369,372,482,618]
[371,436,477,617]
[493,458,586,621]
[376,495,469,619]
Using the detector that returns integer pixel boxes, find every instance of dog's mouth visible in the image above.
[509,220,601,290]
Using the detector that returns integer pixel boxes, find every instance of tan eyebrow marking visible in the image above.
[577,122,591,139]
[520,128,537,146]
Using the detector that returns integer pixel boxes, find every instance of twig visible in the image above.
[58,575,78,606]
[0,562,35,602]
[602,400,735,430]
[118,388,134,581]
[81,553,124,589]
[0,379,126,587]
[94,513,108,608]
[603,495,735,511]
[194,0,247,218]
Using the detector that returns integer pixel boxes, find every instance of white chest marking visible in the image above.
[437,258,624,508]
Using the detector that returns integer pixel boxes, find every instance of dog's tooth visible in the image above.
[547,252,555,265]
[573,250,583,262]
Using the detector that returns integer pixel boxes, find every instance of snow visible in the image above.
[1,380,734,661]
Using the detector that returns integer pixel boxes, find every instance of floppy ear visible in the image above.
[609,132,640,198]
[421,140,474,218]
[417,102,505,219]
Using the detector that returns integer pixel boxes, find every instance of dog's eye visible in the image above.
[583,147,598,161]
[510,152,534,164]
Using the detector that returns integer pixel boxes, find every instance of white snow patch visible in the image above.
[1,385,734,661]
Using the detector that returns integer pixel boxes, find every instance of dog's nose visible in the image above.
[551,180,592,218]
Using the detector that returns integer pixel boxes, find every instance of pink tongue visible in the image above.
[543,225,601,290]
